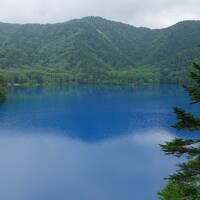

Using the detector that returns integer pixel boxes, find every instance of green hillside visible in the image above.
[0,17,200,85]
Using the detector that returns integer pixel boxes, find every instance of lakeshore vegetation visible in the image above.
[0,75,6,101]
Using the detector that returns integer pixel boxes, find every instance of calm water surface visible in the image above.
[0,85,199,200]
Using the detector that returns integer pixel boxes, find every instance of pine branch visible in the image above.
[173,107,200,131]
[160,138,200,157]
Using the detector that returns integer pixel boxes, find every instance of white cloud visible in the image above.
[0,0,199,28]
[132,129,175,145]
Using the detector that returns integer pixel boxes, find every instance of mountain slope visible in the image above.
[0,17,200,85]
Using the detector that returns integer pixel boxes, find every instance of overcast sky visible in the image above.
[0,0,199,28]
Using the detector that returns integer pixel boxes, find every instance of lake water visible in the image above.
[0,85,198,200]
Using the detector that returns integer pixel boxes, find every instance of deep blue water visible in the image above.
[0,85,199,200]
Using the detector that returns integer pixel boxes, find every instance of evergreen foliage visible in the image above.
[159,63,200,199]
[158,181,198,200]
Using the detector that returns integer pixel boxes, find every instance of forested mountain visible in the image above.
[0,17,200,85]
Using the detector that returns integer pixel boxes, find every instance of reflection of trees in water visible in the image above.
[0,85,195,142]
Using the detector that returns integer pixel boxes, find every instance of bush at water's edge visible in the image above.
[0,87,6,102]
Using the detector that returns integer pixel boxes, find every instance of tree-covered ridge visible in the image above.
[0,17,200,85]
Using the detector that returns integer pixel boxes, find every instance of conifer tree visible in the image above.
[158,63,200,199]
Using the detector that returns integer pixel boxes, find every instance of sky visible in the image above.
[0,0,200,28]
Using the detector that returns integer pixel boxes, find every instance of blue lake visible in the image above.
[0,85,198,200]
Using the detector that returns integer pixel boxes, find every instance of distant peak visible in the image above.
[82,16,106,20]
[80,16,108,23]
[172,20,200,27]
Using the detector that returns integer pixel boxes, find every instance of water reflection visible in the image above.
[0,129,176,200]
[0,85,197,200]
[0,85,193,142]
